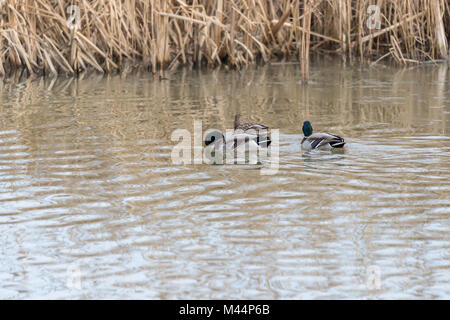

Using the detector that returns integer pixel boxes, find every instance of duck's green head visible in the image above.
[204,130,223,146]
[302,121,313,137]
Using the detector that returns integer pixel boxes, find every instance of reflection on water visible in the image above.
[0,60,449,299]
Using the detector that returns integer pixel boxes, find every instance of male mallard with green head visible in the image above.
[301,121,345,150]
[204,130,261,152]
[204,130,266,164]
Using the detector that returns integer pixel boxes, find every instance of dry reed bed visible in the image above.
[0,0,449,76]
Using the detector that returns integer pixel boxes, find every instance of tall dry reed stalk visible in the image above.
[0,0,448,77]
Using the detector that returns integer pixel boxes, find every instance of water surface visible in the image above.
[0,61,449,299]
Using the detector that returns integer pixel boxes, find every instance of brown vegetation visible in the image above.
[0,0,448,77]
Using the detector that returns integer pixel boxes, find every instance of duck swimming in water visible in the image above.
[205,130,260,152]
[204,129,269,164]
[234,114,271,147]
[301,121,345,150]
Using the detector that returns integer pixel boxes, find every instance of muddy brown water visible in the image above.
[0,61,449,298]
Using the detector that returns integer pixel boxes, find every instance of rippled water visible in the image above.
[0,61,449,299]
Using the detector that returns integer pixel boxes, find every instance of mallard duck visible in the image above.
[234,114,269,132]
[301,121,345,150]
[234,114,271,147]
[205,130,260,152]
[204,130,265,164]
